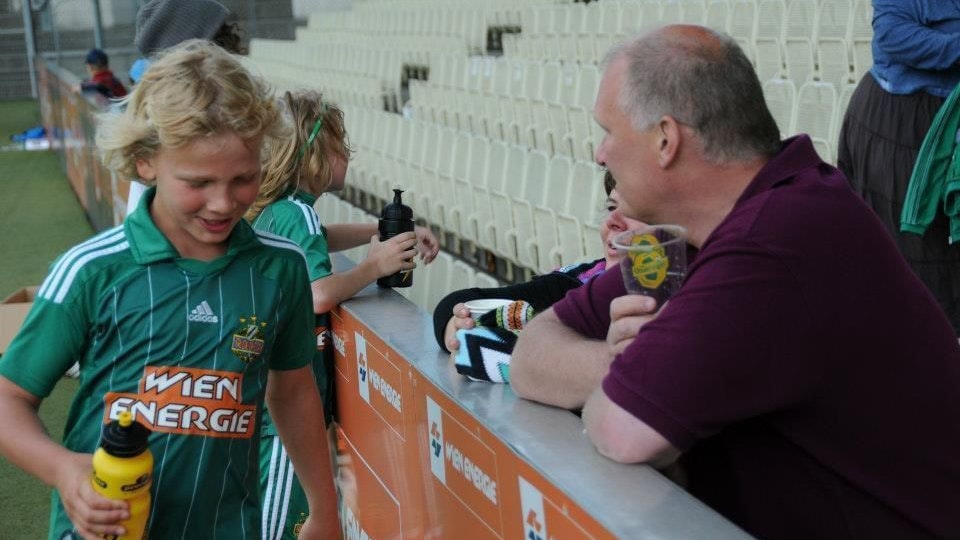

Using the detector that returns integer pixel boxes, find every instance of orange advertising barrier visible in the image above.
[331,306,619,539]
[36,60,128,232]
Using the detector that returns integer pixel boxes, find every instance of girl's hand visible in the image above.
[366,232,418,278]
[56,452,129,540]
[414,226,440,264]
[444,303,476,351]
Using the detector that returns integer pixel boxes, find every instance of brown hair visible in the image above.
[212,16,246,55]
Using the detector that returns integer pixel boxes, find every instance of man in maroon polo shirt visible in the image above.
[510,25,960,540]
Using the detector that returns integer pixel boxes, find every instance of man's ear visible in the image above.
[135,157,156,183]
[656,116,682,168]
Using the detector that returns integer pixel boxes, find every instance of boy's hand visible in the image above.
[366,232,418,277]
[607,295,661,356]
[444,303,476,351]
[414,225,440,264]
[56,452,129,540]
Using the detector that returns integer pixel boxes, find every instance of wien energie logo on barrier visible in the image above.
[103,366,256,439]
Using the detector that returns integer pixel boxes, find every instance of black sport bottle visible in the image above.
[377,189,415,288]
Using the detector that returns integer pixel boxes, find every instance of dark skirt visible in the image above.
[837,73,960,334]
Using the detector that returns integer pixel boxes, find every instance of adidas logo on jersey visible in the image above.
[188,301,219,324]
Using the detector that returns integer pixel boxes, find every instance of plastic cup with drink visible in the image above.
[463,298,513,323]
[611,225,688,306]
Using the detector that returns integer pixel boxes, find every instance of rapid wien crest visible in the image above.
[232,315,267,363]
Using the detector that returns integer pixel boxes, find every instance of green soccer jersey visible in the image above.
[0,188,315,540]
[252,190,335,434]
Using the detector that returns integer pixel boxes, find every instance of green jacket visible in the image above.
[901,83,960,245]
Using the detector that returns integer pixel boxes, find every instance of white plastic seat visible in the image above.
[447,136,489,244]
[564,107,596,162]
[486,144,528,262]
[755,0,784,41]
[641,0,664,28]
[425,252,454,313]
[531,155,573,274]
[794,80,838,145]
[705,0,731,34]
[506,149,549,270]
[729,0,758,43]
[680,0,708,25]
[469,141,508,252]
[553,214,586,268]
[817,0,853,41]
[784,0,817,41]
[817,38,852,88]
[583,223,604,261]
[784,38,815,86]
[754,37,784,81]
[618,0,641,37]
[762,78,797,137]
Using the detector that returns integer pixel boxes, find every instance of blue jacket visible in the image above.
[870,0,960,98]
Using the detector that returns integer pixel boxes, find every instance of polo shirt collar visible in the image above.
[124,186,261,270]
[736,135,823,203]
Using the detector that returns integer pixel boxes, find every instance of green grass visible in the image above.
[0,100,94,538]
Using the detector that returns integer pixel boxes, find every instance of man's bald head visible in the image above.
[605,25,781,164]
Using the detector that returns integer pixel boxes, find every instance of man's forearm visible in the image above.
[510,308,613,409]
[266,367,340,536]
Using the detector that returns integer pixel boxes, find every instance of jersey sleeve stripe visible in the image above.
[38,228,126,299]
[288,196,318,236]
[255,231,307,259]
[46,241,130,304]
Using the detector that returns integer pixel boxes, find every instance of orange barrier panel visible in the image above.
[328,267,753,539]
[333,306,616,539]
[37,60,127,232]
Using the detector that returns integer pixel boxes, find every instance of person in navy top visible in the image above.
[838,0,960,335]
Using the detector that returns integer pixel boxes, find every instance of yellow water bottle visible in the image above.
[91,410,153,540]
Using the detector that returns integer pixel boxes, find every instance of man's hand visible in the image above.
[56,452,129,540]
[607,295,660,356]
[444,303,475,351]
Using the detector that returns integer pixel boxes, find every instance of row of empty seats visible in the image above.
[342,104,608,275]
[505,0,872,93]
[408,56,601,160]
[763,78,855,163]
[247,0,875,287]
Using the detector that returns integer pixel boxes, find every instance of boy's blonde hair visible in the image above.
[97,39,283,183]
[247,90,350,221]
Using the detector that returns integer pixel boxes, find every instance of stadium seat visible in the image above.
[794,80,838,161]
[729,0,758,44]
[762,77,797,136]
[705,0,732,34]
